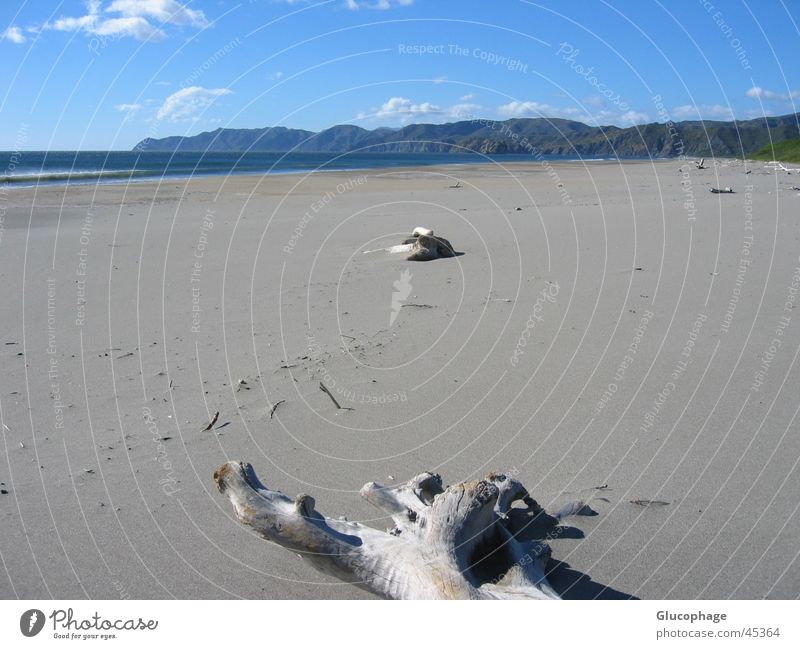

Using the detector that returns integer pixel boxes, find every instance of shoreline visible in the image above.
[0,154,719,191]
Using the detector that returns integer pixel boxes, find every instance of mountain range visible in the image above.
[134,113,800,158]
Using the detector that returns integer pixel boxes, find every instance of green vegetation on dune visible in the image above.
[752,139,800,163]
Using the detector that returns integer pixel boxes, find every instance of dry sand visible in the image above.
[1,158,799,599]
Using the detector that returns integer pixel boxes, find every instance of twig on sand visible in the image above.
[319,382,353,410]
[630,499,669,507]
[402,303,434,309]
[562,483,610,495]
[319,382,342,409]
[448,181,461,188]
[269,400,286,419]
[710,187,735,194]
[203,411,219,431]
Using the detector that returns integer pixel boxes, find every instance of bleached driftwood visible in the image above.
[362,226,457,261]
[406,233,456,261]
[764,161,800,173]
[214,462,587,599]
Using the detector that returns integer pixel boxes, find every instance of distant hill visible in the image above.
[134,113,800,158]
[752,139,800,163]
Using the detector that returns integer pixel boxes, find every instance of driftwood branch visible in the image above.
[319,382,342,409]
[202,411,219,431]
[363,227,459,261]
[269,400,285,419]
[214,463,593,599]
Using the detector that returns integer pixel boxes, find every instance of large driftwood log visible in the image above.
[362,227,457,261]
[214,462,589,599]
[405,233,456,261]
[398,227,456,261]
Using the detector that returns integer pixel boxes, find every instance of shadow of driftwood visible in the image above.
[504,506,637,600]
[414,250,464,261]
[547,560,638,600]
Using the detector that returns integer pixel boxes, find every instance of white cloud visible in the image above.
[497,101,581,119]
[267,71,284,81]
[96,16,165,39]
[372,96,442,122]
[432,75,447,84]
[360,97,654,128]
[745,85,800,101]
[157,86,232,121]
[106,0,208,27]
[51,0,100,32]
[42,0,208,42]
[345,0,414,9]
[497,100,652,127]
[672,104,733,119]
[584,95,606,108]
[619,110,650,125]
[359,97,485,124]
[116,102,142,122]
[449,103,482,120]
[459,93,476,102]
[2,26,26,44]
[115,102,142,112]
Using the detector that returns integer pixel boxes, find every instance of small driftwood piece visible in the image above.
[203,411,219,431]
[319,382,342,409]
[269,400,285,419]
[710,187,735,194]
[776,162,800,173]
[695,158,706,170]
[214,463,595,599]
[630,499,670,507]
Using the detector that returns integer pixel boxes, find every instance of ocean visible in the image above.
[0,150,595,188]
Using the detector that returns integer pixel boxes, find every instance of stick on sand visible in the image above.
[203,411,219,431]
[269,400,285,419]
[319,382,342,409]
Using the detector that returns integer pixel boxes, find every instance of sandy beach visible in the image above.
[1,158,798,599]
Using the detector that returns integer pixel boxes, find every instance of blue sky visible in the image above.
[0,0,798,149]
